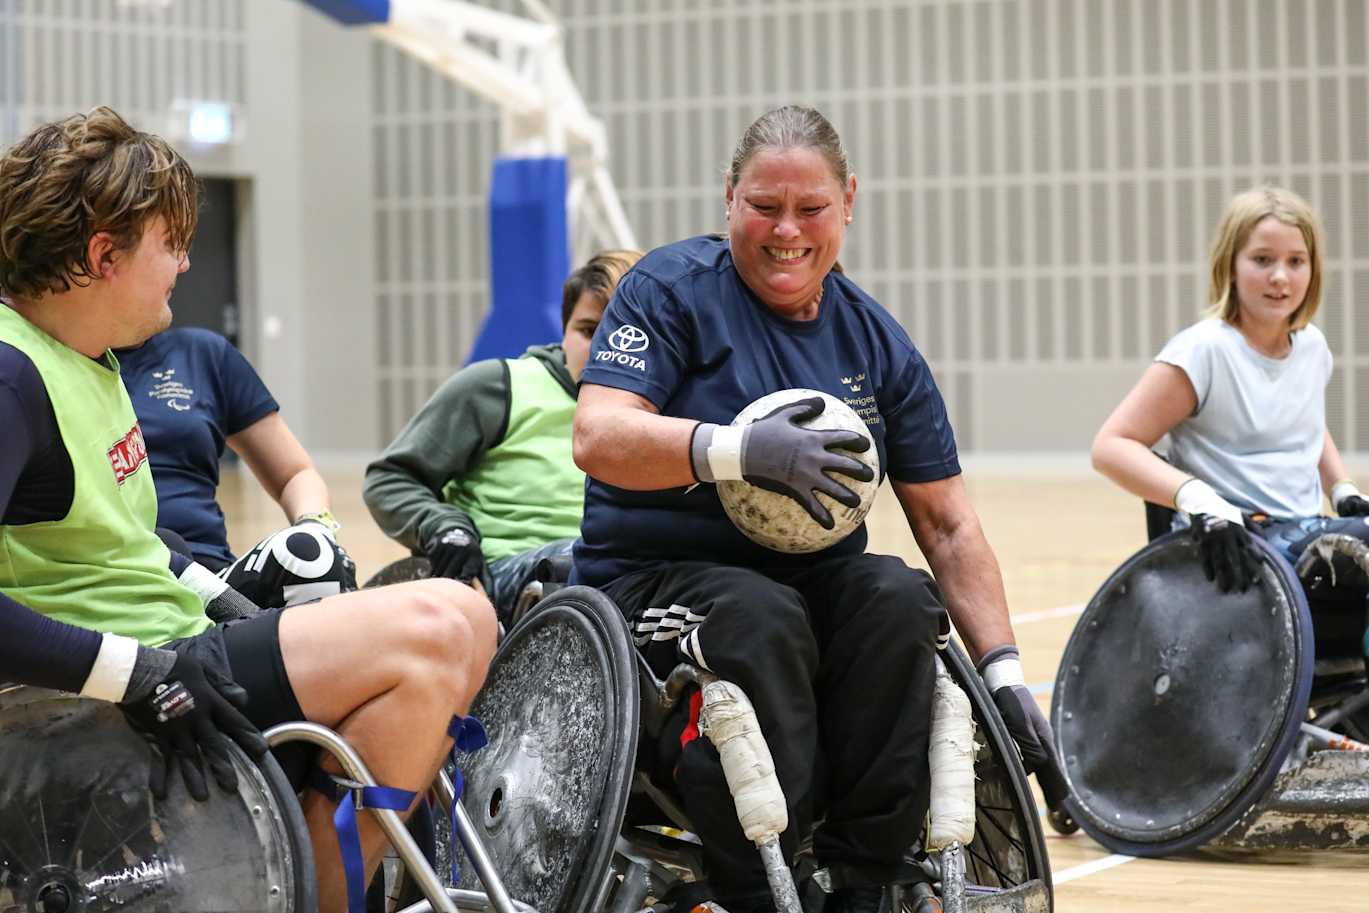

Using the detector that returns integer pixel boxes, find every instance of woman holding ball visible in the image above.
[572,105,1060,913]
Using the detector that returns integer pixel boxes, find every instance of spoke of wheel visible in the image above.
[963,837,1011,887]
[976,804,1026,857]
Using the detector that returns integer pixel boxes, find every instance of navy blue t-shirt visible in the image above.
[573,235,960,588]
[117,328,278,568]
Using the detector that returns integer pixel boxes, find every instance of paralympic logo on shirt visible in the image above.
[596,324,650,371]
[107,423,149,485]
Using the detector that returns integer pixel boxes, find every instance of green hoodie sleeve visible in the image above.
[363,358,511,552]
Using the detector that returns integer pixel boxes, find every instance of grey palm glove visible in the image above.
[176,561,260,623]
[691,397,874,529]
[120,646,268,801]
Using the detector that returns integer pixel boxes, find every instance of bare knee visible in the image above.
[392,579,496,691]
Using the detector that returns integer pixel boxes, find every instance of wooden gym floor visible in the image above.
[219,463,1369,912]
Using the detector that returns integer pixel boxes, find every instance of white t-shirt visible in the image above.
[1156,317,1333,520]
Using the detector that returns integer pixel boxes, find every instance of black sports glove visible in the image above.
[1338,494,1369,517]
[334,543,359,592]
[1190,513,1261,593]
[425,527,489,587]
[698,397,873,530]
[978,645,1062,775]
[119,649,269,801]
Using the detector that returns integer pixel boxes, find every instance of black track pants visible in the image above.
[602,553,945,909]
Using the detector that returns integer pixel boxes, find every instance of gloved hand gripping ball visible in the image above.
[698,389,879,554]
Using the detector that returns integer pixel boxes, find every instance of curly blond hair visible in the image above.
[0,106,198,300]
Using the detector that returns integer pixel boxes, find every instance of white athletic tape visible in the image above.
[80,633,140,701]
[699,679,788,844]
[1332,480,1362,510]
[1174,478,1243,525]
[927,655,977,849]
[706,424,746,482]
[982,654,1025,692]
[177,559,229,607]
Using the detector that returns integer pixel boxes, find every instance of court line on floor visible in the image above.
[1052,853,1137,884]
[1007,601,1141,886]
[1010,603,1085,624]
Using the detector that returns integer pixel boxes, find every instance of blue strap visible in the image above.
[333,783,417,913]
[447,714,488,884]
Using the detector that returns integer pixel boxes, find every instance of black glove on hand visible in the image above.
[1338,494,1369,517]
[1190,513,1261,593]
[740,398,874,529]
[120,649,268,801]
[334,543,359,592]
[425,527,489,586]
[978,645,1064,778]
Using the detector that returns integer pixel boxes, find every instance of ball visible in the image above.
[717,388,880,554]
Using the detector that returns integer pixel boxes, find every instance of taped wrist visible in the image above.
[1332,480,1362,510]
[977,644,1026,692]
[78,633,143,702]
[1174,478,1244,525]
[121,644,179,704]
[689,423,746,483]
[177,560,229,608]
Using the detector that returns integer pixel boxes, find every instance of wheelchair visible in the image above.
[384,570,1056,913]
[1049,501,1369,857]
[0,681,537,913]
[0,554,1052,913]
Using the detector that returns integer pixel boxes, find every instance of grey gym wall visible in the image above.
[0,0,379,455]
[370,0,1369,455]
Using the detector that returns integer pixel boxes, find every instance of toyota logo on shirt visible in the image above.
[609,325,650,352]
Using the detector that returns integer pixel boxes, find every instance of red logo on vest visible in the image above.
[107,424,148,485]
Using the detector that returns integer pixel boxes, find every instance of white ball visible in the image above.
[717,388,880,554]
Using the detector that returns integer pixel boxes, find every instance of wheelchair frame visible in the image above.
[396,582,1054,913]
[0,565,1052,913]
[1050,502,1369,855]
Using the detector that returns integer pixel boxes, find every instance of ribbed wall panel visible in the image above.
[370,0,1369,450]
[1,0,244,145]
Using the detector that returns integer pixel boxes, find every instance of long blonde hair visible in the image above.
[1206,185,1323,331]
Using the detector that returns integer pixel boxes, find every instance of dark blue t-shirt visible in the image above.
[117,328,278,568]
[573,235,960,588]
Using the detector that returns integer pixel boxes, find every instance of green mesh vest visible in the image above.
[441,355,585,561]
[0,306,208,646]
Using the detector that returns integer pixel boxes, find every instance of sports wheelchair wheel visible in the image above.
[447,586,639,913]
[941,640,1054,909]
[1051,532,1314,857]
[363,556,432,589]
[0,686,315,913]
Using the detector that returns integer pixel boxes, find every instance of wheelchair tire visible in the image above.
[1051,532,1314,858]
[362,556,432,588]
[0,686,316,913]
[446,586,639,913]
[940,640,1055,911]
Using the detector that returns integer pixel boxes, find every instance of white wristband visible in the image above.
[1174,478,1244,525]
[177,560,229,607]
[80,633,140,701]
[982,654,1026,693]
[706,424,746,482]
[1332,481,1361,509]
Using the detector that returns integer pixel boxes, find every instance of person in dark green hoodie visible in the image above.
[364,250,642,621]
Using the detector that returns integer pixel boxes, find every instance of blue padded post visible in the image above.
[468,155,570,364]
[297,0,391,25]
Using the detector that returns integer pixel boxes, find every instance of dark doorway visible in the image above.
[170,177,239,345]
